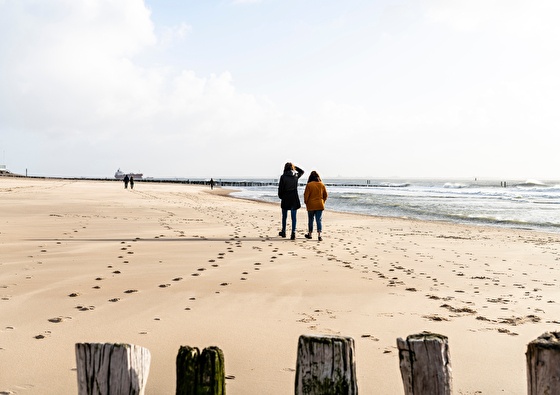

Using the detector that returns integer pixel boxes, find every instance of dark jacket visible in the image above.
[278,166,304,210]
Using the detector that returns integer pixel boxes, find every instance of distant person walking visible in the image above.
[210,178,215,190]
[129,176,134,189]
[123,174,129,189]
[304,171,328,241]
[278,162,304,240]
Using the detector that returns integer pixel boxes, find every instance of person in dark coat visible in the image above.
[123,174,129,189]
[278,162,304,240]
[129,176,134,189]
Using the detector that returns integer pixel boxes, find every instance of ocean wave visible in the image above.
[375,182,410,188]
[515,179,548,187]
[443,182,468,189]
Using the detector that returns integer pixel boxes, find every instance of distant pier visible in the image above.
[0,174,409,188]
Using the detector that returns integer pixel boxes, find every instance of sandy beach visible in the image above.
[1,177,559,394]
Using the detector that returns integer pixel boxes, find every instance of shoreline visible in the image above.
[4,174,559,236]
[1,177,560,394]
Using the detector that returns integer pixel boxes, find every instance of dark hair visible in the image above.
[307,171,321,183]
[284,162,294,172]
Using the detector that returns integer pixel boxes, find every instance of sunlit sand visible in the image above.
[1,177,559,394]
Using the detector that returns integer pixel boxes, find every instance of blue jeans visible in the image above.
[281,208,298,233]
[307,210,323,233]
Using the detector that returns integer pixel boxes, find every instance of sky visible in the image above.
[1,0,560,180]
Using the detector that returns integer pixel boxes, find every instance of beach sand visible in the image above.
[1,177,559,394]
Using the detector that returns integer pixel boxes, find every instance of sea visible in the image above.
[226,178,560,234]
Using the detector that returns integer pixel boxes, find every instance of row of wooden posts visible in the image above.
[75,331,560,394]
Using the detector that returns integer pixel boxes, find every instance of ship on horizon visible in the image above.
[114,168,143,180]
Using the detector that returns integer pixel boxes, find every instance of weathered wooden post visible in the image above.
[75,342,151,395]
[527,331,560,395]
[295,334,358,395]
[176,345,225,395]
[396,332,452,395]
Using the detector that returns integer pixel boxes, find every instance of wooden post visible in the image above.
[396,332,452,395]
[295,334,357,395]
[75,343,151,395]
[526,332,560,395]
[176,346,225,395]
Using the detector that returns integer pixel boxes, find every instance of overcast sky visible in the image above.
[1,0,559,180]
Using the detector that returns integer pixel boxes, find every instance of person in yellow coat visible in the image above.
[303,171,328,241]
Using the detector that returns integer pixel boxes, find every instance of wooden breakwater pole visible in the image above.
[295,334,357,395]
[396,332,452,395]
[74,331,560,394]
[75,343,151,395]
[526,331,560,395]
[176,345,225,395]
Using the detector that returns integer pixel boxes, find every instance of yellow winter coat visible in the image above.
[304,181,328,211]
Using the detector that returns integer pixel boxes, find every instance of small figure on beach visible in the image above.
[129,176,134,190]
[278,162,304,240]
[123,174,129,189]
[304,171,328,241]
[210,178,215,190]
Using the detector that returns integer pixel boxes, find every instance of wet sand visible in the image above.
[1,177,559,394]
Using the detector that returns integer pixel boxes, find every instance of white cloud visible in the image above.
[158,22,191,48]
[425,0,560,44]
[0,0,157,135]
[0,1,271,139]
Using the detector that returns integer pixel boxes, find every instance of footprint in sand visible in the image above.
[497,328,519,336]
[422,314,449,322]
[124,289,138,294]
[76,305,95,311]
